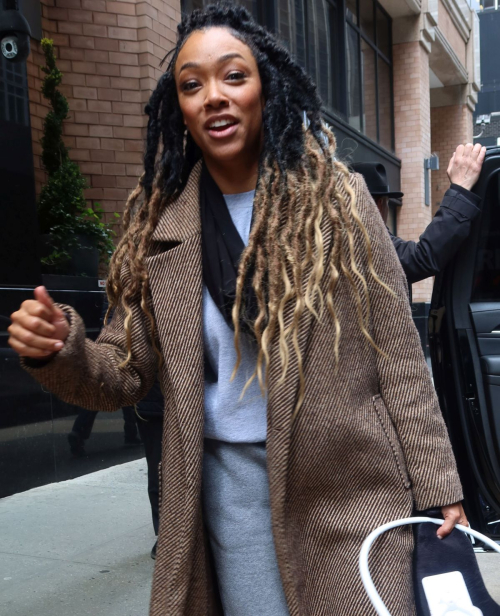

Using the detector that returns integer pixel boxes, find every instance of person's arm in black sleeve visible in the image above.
[389,184,482,284]
[389,142,486,285]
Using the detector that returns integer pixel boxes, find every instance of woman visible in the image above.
[8,4,466,615]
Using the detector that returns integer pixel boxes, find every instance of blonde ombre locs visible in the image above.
[232,126,395,418]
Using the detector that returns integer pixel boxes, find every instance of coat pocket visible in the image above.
[372,394,412,489]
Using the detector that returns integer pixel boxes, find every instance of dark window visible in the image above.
[181,0,260,20]
[376,5,390,58]
[346,0,357,24]
[361,39,376,141]
[307,0,334,109]
[275,0,307,69]
[0,56,29,127]
[275,0,344,115]
[378,57,392,150]
[346,25,361,131]
[472,172,500,302]
[359,0,374,41]
[346,0,394,151]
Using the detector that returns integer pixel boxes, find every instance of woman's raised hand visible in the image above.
[8,286,70,359]
[447,143,486,192]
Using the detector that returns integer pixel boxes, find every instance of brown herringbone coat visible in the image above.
[23,164,463,616]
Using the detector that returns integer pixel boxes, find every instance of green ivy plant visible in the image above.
[37,38,118,272]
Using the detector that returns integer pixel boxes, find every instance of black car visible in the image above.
[430,145,500,538]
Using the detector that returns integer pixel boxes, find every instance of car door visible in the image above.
[429,146,500,537]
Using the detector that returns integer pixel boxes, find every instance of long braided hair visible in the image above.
[106,2,393,416]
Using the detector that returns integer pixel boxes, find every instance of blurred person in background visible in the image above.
[352,144,485,299]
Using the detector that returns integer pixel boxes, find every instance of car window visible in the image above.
[471,171,500,302]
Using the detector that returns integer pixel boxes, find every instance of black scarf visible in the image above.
[200,163,258,335]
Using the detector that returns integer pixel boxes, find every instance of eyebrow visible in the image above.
[178,52,246,75]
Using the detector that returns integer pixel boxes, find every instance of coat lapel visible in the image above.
[151,161,202,244]
[146,162,204,486]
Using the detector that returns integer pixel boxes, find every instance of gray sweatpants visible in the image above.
[202,439,290,616]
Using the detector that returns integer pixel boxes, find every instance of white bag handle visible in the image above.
[359,517,500,616]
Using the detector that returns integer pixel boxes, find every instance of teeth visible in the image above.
[209,119,234,129]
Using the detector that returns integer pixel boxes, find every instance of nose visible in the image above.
[204,78,229,110]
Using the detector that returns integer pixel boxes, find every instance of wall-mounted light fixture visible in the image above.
[424,154,439,206]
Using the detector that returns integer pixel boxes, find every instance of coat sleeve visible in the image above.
[390,184,481,284]
[21,260,158,412]
[351,173,464,511]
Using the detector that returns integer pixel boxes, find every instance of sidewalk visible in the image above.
[0,460,155,616]
[1,460,499,615]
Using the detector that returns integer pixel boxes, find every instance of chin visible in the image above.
[204,144,247,163]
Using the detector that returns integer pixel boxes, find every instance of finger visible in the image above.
[34,286,56,315]
[464,143,474,157]
[437,516,457,539]
[8,336,56,358]
[8,323,64,352]
[478,146,487,164]
[447,152,455,174]
[10,313,56,337]
[16,300,53,323]
[455,143,465,157]
[469,143,482,162]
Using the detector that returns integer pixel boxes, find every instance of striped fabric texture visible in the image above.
[23,164,463,615]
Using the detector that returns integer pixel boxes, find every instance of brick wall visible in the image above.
[27,0,181,232]
[361,38,377,143]
[431,104,474,215]
[27,40,51,195]
[393,40,433,303]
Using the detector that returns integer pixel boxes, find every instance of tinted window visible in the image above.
[376,6,390,58]
[182,0,259,19]
[346,0,357,24]
[359,0,374,41]
[378,57,393,150]
[346,26,361,131]
[361,39,377,141]
[276,0,344,115]
[307,0,336,110]
[472,171,500,302]
[0,57,29,127]
[345,0,394,151]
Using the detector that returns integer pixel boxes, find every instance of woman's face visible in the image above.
[175,27,265,167]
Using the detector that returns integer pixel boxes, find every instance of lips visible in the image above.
[205,115,239,139]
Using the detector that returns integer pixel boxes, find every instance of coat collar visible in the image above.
[151,161,202,244]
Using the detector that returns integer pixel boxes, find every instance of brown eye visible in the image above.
[227,71,245,81]
[181,81,199,92]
